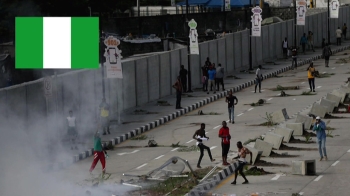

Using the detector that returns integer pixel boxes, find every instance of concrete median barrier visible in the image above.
[292,160,316,175]
[340,85,350,94]
[274,127,294,142]
[263,132,284,150]
[271,108,289,124]
[286,123,304,136]
[331,90,346,103]
[320,98,337,113]
[326,93,342,107]
[254,139,273,157]
[309,103,328,118]
[295,114,313,130]
[244,146,263,165]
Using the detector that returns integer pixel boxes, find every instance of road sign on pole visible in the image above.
[44,76,52,97]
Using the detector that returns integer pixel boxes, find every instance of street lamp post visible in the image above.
[137,0,141,37]
[327,0,330,44]
[186,0,193,93]
[99,7,106,99]
[249,0,253,70]
[294,0,297,47]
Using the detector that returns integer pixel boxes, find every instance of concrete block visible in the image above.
[326,93,342,107]
[263,132,284,150]
[309,103,328,118]
[286,123,304,136]
[274,127,294,143]
[244,146,263,165]
[271,108,289,124]
[340,85,350,94]
[295,114,313,130]
[331,90,346,103]
[292,160,316,175]
[254,139,273,157]
[320,98,337,113]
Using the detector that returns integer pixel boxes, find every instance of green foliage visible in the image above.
[262,112,275,127]
[303,134,312,143]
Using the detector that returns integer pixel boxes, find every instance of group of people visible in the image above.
[202,57,225,94]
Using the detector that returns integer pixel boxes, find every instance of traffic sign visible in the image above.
[43,76,52,97]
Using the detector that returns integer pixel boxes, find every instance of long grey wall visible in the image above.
[1,6,349,135]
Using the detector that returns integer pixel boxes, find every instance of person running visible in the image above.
[67,110,78,150]
[312,116,327,161]
[322,43,332,67]
[254,65,262,93]
[172,76,183,109]
[99,98,110,135]
[226,90,238,124]
[231,141,252,185]
[300,33,308,54]
[89,129,106,175]
[307,63,316,92]
[193,123,215,168]
[291,46,298,69]
[282,37,288,59]
[307,31,315,52]
[218,121,231,166]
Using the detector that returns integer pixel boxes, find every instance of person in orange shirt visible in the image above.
[218,121,231,166]
[307,63,316,92]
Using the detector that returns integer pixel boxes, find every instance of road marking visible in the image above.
[314,175,323,181]
[277,93,281,96]
[171,147,179,151]
[347,149,350,152]
[261,90,265,92]
[332,67,335,70]
[186,139,194,143]
[271,174,281,180]
[322,72,326,74]
[317,86,322,89]
[301,82,305,84]
[206,132,209,134]
[237,113,244,116]
[293,98,296,101]
[226,120,230,122]
[336,58,339,59]
[210,146,217,150]
[299,192,304,195]
[213,125,221,129]
[267,98,273,101]
[341,64,344,65]
[136,163,147,169]
[248,108,254,111]
[331,161,340,166]
[117,150,140,156]
[155,155,164,160]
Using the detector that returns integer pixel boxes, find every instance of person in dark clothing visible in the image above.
[172,76,183,109]
[300,33,307,54]
[201,64,209,91]
[254,65,262,93]
[226,90,238,124]
[231,141,252,185]
[179,65,188,92]
[193,123,215,168]
[291,46,298,69]
[205,57,211,66]
[215,64,225,91]
[321,38,326,48]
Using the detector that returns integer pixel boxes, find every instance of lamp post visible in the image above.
[327,0,330,44]
[186,0,193,93]
[137,0,141,37]
[99,6,106,99]
[294,0,297,47]
[249,0,253,70]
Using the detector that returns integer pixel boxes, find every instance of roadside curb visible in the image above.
[62,45,350,170]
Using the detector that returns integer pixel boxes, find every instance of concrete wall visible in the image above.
[1,6,349,135]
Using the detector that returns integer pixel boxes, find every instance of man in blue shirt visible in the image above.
[207,66,216,94]
[300,33,308,54]
[312,116,327,161]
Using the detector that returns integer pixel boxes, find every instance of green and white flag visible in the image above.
[15,17,99,69]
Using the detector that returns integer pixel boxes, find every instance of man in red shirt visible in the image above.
[218,121,231,166]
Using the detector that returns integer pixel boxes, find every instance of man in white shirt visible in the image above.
[254,65,262,93]
[282,37,288,59]
[336,27,342,46]
[67,110,78,150]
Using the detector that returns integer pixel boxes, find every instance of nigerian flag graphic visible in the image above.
[15,17,99,69]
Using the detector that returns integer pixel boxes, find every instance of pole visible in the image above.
[223,0,226,32]
[99,8,105,99]
[327,0,330,44]
[294,0,297,48]
[249,0,253,70]
[137,0,141,37]
[186,0,193,93]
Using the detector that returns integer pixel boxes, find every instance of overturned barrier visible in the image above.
[254,139,273,157]
[295,114,313,130]
[271,108,289,124]
[309,103,328,118]
[286,122,304,136]
[326,93,342,107]
[274,127,294,143]
[320,98,337,113]
[263,132,284,150]
[245,146,263,165]
[292,160,316,176]
[331,90,346,103]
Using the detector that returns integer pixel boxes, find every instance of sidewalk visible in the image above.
[66,41,350,166]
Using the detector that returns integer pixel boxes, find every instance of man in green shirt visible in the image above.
[89,130,106,174]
